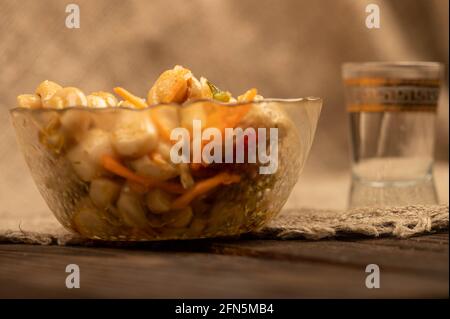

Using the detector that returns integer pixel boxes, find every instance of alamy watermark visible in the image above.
[65,4,80,29]
[365,264,380,289]
[365,4,380,29]
[65,264,80,289]
[169,120,279,175]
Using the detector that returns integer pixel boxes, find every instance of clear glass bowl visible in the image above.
[10,98,322,241]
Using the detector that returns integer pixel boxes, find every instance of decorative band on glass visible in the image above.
[344,78,441,112]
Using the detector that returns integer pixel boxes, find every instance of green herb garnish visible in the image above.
[207,81,231,102]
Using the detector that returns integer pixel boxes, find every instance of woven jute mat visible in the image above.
[0,205,447,246]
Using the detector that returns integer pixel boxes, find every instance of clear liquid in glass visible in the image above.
[349,111,438,207]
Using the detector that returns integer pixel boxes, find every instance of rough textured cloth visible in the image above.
[0,205,447,246]
[254,205,449,240]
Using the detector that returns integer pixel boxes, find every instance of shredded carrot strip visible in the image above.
[127,180,148,194]
[101,155,147,184]
[201,104,251,159]
[156,182,186,194]
[101,155,185,194]
[171,172,241,210]
[206,104,251,135]
[114,87,148,109]
[150,111,173,142]
[183,102,251,167]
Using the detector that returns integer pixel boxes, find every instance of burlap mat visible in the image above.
[0,205,447,246]
[255,205,449,240]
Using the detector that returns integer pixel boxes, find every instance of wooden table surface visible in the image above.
[0,232,448,298]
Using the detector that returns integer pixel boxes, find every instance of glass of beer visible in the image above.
[342,62,444,208]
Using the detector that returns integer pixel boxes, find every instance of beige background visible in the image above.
[0,0,448,219]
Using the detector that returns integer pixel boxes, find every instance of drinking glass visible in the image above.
[342,62,444,208]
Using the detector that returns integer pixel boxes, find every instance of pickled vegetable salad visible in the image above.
[17,66,262,110]
[15,65,274,239]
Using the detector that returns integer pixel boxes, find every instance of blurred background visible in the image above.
[0,0,448,217]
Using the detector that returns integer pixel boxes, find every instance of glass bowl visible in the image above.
[10,98,322,241]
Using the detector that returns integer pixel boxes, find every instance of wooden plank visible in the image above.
[0,235,448,298]
[95,233,447,278]
[208,239,449,279]
[352,236,449,253]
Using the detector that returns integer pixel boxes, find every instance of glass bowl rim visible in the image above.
[10,97,322,114]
